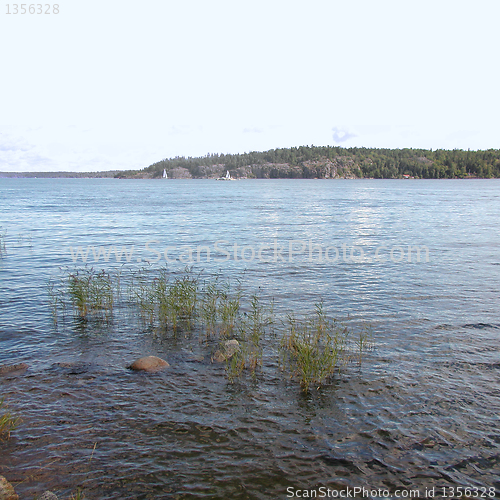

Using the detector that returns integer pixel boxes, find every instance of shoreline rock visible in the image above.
[129,356,169,373]
[212,339,240,363]
[0,475,19,500]
[38,492,58,500]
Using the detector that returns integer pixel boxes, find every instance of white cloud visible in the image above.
[332,127,357,144]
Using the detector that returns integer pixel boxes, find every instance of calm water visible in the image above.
[1,178,499,499]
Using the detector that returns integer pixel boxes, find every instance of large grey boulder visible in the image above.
[129,356,169,372]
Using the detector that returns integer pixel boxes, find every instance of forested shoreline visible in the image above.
[116,146,500,179]
[2,146,499,179]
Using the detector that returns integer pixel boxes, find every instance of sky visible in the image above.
[1,0,499,172]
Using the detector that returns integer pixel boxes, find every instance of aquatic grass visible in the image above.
[67,268,114,319]
[225,347,246,382]
[224,294,274,381]
[129,267,199,333]
[353,325,374,365]
[47,278,61,325]
[47,267,373,391]
[222,338,262,382]
[280,303,353,392]
[244,294,274,345]
[165,273,198,329]
[200,278,219,336]
[69,489,86,500]
[217,286,241,338]
[154,269,198,332]
[198,276,242,339]
[128,267,157,323]
[0,397,20,439]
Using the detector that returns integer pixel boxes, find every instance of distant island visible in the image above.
[0,170,121,179]
[117,146,500,179]
[2,146,500,179]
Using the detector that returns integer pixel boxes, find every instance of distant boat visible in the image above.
[216,170,235,181]
[162,169,167,179]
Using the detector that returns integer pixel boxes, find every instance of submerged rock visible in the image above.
[0,475,18,500]
[212,339,240,363]
[129,356,170,372]
[38,492,58,500]
[186,355,205,362]
[0,363,28,376]
[52,362,94,375]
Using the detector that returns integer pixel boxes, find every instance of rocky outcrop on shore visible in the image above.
[0,476,18,500]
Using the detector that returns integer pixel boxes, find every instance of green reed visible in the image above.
[200,279,219,336]
[67,268,114,319]
[280,302,354,392]
[224,294,274,381]
[167,274,198,328]
[129,267,157,323]
[353,324,374,365]
[47,267,373,391]
[200,277,242,338]
[217,287,241,338]
[47,278,61,325]
[225,347,246,382]
[225,339,261,382]
[69,489,86,500]
[245,294,274,345]
[0,397,20,439]
[130,267,198,332]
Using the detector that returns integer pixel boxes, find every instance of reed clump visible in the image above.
[129,267,157,323]
[200,277,242,338]
[224,294,274,381]
[67,268,114,319]
[0,397,20,439]
[162,273,198,330]
[131,267,198,332]
[47,267,373,391]
[280,302,356,392]
[69,487,86,499]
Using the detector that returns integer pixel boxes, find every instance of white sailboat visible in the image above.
[162,169,167,179]
[216,170,234,181]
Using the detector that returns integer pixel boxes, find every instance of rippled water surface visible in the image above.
[1,178,499,499]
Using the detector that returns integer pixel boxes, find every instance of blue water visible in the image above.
[1,178,499,499]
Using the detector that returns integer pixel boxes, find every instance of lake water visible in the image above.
[1,178,499,499]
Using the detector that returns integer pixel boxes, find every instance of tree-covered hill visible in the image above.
[115,146,500,179]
